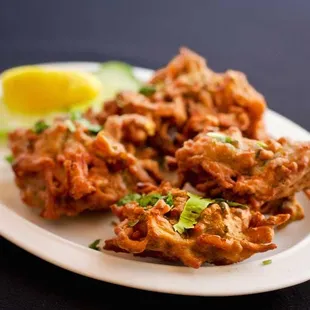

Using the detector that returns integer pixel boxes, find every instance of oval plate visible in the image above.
[0,62,310,296]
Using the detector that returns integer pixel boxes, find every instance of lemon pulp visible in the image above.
[1,65,102,115]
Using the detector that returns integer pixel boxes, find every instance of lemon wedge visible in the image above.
[1,65,102,115]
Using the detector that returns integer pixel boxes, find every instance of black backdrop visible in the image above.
[1,1,310,309]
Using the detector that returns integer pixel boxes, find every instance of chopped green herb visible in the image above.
[33,120,49,134]
[88,239,101,251]
[139,193,164,208]
[214,198,248,209]
[257,141,268,149]
[164,192,174,207]
[173,193,214,234]
[206,132,235,145]
[70,110,82,121]
[117,192,174,208]
[139,85,156,96]
[78,118,102,134]
[64,119,76,132]
[5,154,14,164]
[128,219,139,227]
[138,192,174,208]
[117,193,142,206]
[173,194,248,234]
[69,111,102,134]
[262,259,272,266]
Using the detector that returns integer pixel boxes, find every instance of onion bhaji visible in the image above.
[90,47,267,157]
[8,115,157,219]
[104,182,290,268]
[176,127,310,220]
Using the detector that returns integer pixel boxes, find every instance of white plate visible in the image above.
[0,63,310,297]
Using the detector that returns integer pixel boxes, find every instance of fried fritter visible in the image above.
[150,47,267,141]
[175,127,310,218]
[91,48,267,157]
[91,90,187,156]
[8,116,157,219]
[104,182,289,268]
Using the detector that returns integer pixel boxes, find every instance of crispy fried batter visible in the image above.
[175,127,310,217]
[150,47,267,140]
[101,113,164,181]
[91,48,267,157]
[8,117,157,219]
[105,182,289,268]
[261,195,304,222]
[93,91,187,156]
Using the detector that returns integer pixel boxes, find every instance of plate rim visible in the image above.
[1,62,310,296]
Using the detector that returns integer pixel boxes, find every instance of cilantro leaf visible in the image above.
[70,110,82,121]
[5,154,14,164]
[262,259,272,266]
[173,193,214,234]
[139,85,156,96]
[33,120,49,134]
[138,192,174,208]
[88,239,101,251]
[69,111,102,134]
[116,192,174,208]
[77,118,102,134]
[256,141,268,149]
[213,198,248,209]
[206,132,236,145]
[117,193,142,206]
[139,193,163,208]
[164,192,174,207]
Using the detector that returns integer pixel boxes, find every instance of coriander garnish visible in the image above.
[206,132,236,145]
[33,120,49,134]
[214,198,248,209]
[262,259,272,266]
[5,154,14,164]
[257,141,268,149]
[116,192,174,208]
[138,193,165,208]
[173,193,214,234]
[117,193,142,206]
[69,111,102,134]
[77,118,102,134]
[70,110,82,121]
[88,239,101,251]
[139,85,156,96]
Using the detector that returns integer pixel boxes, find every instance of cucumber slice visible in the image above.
[71,61,142,113]
[95,61,141,98]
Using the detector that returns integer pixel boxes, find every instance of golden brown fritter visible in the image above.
[101,113,164,181]
[91,91,187,156]
[149,47,267,141]
[8,116,157,219]
[104,182,289,268]
[261,195,304,223]
[90,47,267,157]
[175,127,310,218]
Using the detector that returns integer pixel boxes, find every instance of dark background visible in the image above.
[0,1,310,309]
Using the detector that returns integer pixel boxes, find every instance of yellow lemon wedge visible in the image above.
[1,65,102,115]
